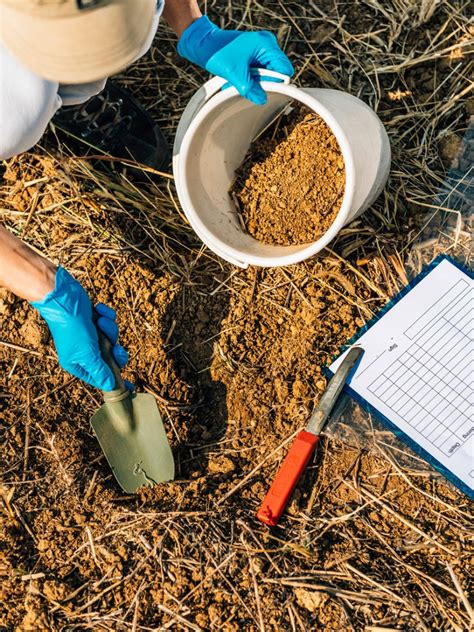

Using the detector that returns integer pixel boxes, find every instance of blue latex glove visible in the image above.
[177,15,294,105]
[30,266,128,391]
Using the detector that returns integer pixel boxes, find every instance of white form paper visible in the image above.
[330,258,473,495]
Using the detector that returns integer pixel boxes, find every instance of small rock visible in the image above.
[292,379,309,398]
[439,133,462,168]
[208,456,236,474]
[294,588,329,612]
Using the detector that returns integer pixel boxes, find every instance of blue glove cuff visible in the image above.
[177,15,235,68]
[30,266,61,309]
[30,266,119,391]
[30,266,89,322]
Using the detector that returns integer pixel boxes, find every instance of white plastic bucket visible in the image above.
[173,70,391,268]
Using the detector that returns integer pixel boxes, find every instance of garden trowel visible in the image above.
[90,331,175,493]
[257,347,363,526]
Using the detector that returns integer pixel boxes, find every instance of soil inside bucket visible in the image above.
[230,104,345,246]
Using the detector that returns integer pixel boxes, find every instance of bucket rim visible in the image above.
[176,81,357,267]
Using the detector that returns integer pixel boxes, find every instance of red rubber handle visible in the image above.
[256,430,319,527]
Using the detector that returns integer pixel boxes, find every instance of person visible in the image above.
[0,0,294,391]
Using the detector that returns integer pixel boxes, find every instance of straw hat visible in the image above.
[0,0,156,83]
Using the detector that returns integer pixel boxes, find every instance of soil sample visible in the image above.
[230,104,345,245]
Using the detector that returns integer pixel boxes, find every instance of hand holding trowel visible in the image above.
[257,347,363,526]
[91,325,175,493]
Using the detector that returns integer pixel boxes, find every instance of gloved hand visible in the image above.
[30,266,128,391]
[177,16,294,105]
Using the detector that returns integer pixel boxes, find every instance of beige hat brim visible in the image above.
[0,1,157,84]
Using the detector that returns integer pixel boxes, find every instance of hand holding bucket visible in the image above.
[177,15,294,105]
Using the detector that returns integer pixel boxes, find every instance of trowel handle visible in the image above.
[96,328,128,399]
[256,430,319,527]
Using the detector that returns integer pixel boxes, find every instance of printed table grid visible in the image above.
[404,280,470,340]
[368,282,473,457]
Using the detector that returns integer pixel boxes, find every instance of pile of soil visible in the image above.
[230,105,345,245]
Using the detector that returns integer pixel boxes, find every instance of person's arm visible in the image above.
[163,0,294,105]
[0,225,56,301]
[0,226,128,391]
[162,0,202,38]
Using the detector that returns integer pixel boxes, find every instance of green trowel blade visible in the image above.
[91,392,175,493]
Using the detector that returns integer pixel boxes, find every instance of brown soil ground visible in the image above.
[231,105,345,245]
[1,2,473,631]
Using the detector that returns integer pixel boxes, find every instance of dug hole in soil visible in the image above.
[230,104,345,245]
